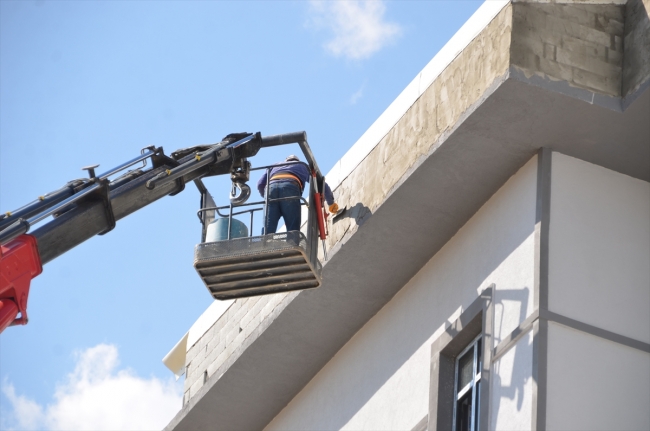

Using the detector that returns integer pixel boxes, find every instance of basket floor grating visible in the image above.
[194,232,322,300]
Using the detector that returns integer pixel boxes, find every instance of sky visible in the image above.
[0,1,482,429]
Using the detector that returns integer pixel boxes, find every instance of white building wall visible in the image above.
[546,153,650,430]
[490,330,534,431]
[546,322,650,431]
[265,156,539,430]
[549,152,650,343]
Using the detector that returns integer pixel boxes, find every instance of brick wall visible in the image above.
[511,2,625,97]
[183,291,293,403]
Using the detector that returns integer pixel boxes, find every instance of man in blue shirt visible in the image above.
[257,155,337,234]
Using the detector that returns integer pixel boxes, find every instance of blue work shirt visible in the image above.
[257,161,334,205]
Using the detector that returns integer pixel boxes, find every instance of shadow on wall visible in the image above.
[491,287,531,416]
[332,202,372,227]
[273,167,537,430]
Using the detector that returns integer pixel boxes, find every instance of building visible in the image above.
[164,1,650,429]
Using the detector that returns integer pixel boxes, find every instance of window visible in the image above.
[453,335,482,431]
[429,287,493,431]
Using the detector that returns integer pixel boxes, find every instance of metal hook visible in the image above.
[229,181,251,205]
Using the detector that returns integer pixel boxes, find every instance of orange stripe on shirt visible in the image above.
[270,173,303,189]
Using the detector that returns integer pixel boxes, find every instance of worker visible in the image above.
[257,155,338,234]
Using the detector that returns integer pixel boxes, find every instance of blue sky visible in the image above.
[0,1,482,429]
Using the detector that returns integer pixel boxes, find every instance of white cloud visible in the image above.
[308,0,402,60]
[1,384,44,431]
[350,82,366,105]
[2,344,182,431]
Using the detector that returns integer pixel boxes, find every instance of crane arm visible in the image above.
[0,131,323,333]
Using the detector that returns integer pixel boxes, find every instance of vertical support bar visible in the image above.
[479,285,494,431]
[535,147,552,311]
[452,353,459,431]
[228,203,233,240]
[470,343,478,431]
[532,148,552,431]
[307,177,318,264]
[249,210,254,238]
[263,168,270,235]
[532,319,548,431]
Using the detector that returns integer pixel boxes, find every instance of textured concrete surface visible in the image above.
[325,4,513,258]
[624,0,650,97]
[322,0,510,192]
[167,1,650,429]
[511,2,625,97]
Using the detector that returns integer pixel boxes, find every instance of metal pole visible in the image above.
[471,344,478,431]
[98,149,157,180]
[27,184,101,226]
[263,167,270,235]
[307,179,317,263]
[0,185,79,231]
[228,203,233,240]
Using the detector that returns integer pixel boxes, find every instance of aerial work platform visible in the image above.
[192,132,329,300]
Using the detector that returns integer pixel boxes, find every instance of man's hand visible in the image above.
[328,203,339,214]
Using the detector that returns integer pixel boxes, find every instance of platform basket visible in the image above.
[194,232,322,300]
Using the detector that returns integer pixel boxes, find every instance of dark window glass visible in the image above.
[456,389,473,431]
[476,338,482,375]
[474,380,481,426]
[457,347,474,390]
[454,335,482,431]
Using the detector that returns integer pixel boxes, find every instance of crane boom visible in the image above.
[0,131,325,333]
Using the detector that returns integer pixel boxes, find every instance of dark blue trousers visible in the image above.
[264,181,301,234]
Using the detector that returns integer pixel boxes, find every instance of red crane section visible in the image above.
[0,235,42,332]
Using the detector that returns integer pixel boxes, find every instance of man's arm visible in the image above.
[324,182,339,213]
[323,182,335,206]
[257,171,268,197]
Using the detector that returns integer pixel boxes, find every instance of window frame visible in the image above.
[425,286,494,431]
[452,334,482,431]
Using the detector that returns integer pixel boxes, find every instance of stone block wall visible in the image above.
[511,2,625,97]
[182,291,293,404]
[623,0,650,97]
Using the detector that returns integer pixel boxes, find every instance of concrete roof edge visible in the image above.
[323,0,510,191]
[509,67,650,113]
[509,66,625,112]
